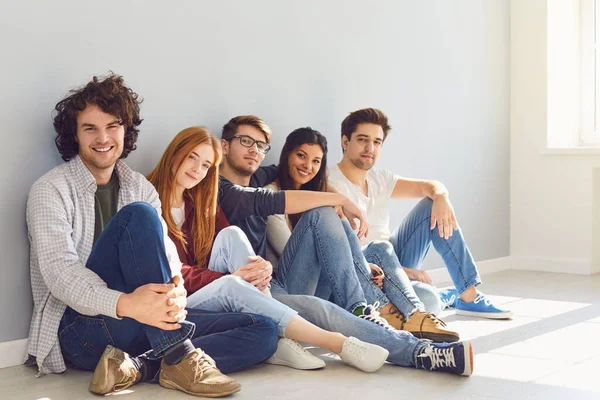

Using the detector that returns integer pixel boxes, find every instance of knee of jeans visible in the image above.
[303,206,338,225]
[366,240,395,257]
[121,202,160,223]
[413,283,442,315]
[415,197,434,216]
[213,275,248,294]
[215,226,248,245]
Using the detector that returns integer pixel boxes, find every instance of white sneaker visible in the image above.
[338,336,389,373]
[265,338,326,370]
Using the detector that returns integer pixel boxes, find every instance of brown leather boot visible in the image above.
[159,348,241,397]
[404,311,460,343]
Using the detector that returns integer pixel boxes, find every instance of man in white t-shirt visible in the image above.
[328,108,512,319]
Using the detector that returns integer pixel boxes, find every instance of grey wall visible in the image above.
[0,0,509,342]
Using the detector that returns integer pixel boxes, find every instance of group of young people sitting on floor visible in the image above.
[25,73,511,398]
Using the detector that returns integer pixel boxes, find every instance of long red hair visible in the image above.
[147,126,222,267]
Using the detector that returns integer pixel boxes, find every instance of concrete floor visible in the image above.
[3,270,600,400]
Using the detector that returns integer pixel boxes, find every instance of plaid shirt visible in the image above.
[26,155,182,375]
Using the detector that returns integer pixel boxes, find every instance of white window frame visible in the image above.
[581,0,600,146]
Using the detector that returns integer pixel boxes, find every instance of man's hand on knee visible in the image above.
[116,280,188,330]
[402,267,433,285]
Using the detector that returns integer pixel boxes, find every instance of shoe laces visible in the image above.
[358,302,394,330]
[418,345,457,371]
[441,293,457,309]
[283,338,310,355]
[188,349,217,383]
[412,312,448,330]
[344,337,368,360]
[110,354,139,391]
[473,293,492,306]
[388,306,404,321]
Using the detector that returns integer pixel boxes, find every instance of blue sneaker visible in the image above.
[455,293,513,319]
[416,341,473,376]
[439,288,459,310]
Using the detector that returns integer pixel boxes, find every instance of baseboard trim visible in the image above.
[0,338,27,370]
[429,256,512,285]
[511,256,592,275]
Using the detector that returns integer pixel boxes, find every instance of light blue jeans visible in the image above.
[338,219,433,316]
[390,198,482,298]
[189,226,298,337]
[204,222,428,367]
[270,283,424,367]
[273,207,367,313]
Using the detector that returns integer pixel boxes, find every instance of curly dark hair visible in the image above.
[53,73,143,161]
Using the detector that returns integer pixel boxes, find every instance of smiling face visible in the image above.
[342,123,384,170]
[75,104,125,180]
[173,143,215,192]
[287,143,324,188]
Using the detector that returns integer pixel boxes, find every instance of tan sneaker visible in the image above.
[89,345,141,395]
[380,306,406,330]
[159,348,241,397]
[403,311,460,343]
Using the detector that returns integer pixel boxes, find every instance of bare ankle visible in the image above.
[459,286,477,302]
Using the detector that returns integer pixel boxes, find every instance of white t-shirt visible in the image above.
[328,164,399,245]
[264,182,292,268]
[171,203,185,230]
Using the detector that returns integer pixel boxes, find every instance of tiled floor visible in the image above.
[3,270,600,399]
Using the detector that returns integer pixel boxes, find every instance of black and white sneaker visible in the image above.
[416,341,473,376]
[357,302,395,330]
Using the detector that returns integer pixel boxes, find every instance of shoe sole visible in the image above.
[160,378,241,398]
[410,331,460,343]
[462,341,474,377]
[265,358,326,370]
[89,345,127,395]
[455,309,513,320]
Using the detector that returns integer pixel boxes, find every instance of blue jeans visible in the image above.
[193,227,298,337]
[208,226,257,273]
[210,219,427,368]
[270,283,425,367]
[339,219,428,316]
[58,203,278,375]
[390,198,482,298]
[187,276,298,338]
[272,207,367,313]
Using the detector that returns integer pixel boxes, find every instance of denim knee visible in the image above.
[302,206,339,225]
[214,226,248,245]
[252,315,279,361]
[120,202,159,221]
[211,275,247,294]
[414,197,434,217]
[412,282,442,315]
[366,240,396,258]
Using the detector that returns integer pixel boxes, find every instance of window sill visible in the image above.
[540,147,600,156]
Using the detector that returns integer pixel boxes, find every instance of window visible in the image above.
[581,0,600,145]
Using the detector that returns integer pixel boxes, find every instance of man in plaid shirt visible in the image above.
[25,73,277,397]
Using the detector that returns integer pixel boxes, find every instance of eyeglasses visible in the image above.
[229,135,271,154]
